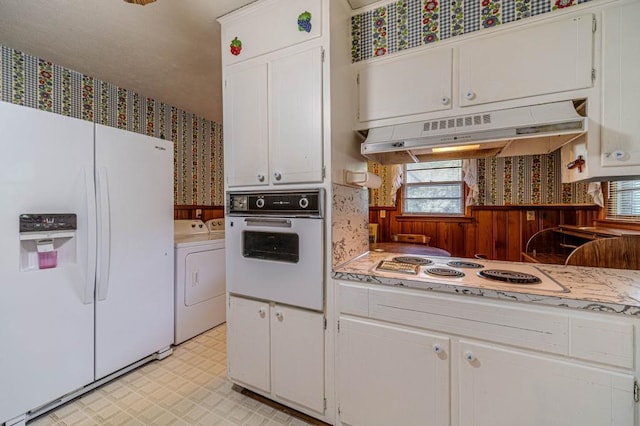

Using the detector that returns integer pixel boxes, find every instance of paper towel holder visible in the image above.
[344,170,382,189]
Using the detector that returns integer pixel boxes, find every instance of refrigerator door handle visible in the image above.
[96,167,111,301]
[83,167,97,304]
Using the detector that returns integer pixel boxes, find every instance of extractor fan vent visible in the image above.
[423,113,492,132]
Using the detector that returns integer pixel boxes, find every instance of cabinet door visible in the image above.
[270,46,324,185]
[221,0,322,66]
[224,62,269,187]
[337,316,450,426]
[358,47,453,123]
[271,304,325,414]
[601,1,640,168]
[458,340,635,426]
[458,14,594,107]
[227,296,271,393]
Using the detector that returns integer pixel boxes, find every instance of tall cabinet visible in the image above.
[219,0,361,423]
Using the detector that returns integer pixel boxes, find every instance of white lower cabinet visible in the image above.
[337,316,450,426]
[458,340,635,426]
[228,295,325,415]
[335,281,639,426]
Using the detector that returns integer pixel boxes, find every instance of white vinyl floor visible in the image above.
[30,324,312,426]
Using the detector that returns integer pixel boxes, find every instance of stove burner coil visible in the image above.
[446,260,484,269]
[392,256,433,266]
[478,269,541,284]
[425,267,465,278]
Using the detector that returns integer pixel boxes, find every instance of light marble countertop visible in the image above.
[332,250,640,317]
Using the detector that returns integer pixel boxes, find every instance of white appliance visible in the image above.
[226,190,324,311]
[361,100,587,164]
[173,219,226,344]
[0,101,174,425]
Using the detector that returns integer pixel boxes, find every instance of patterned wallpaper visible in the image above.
[0,45,224,206]
[351,0,595,62]
[368,150,591,206]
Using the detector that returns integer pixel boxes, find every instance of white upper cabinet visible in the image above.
[357,47,453,124]
[221,0,322,65]
[224,62,269,187]
[220,0,325,189]
[600,0,640,170]
[459,14,594,107]
[270,46,324,185]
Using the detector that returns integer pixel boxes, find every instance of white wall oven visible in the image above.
[226,189,324,311]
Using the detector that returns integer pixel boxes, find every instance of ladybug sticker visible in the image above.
[230,37,242,56]
[297,11,312,32]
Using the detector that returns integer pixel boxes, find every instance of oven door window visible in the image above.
[243,231,299,263]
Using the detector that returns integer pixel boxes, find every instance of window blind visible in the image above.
[607,180,640,220]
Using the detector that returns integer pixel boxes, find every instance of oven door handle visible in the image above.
[244,218,292,228]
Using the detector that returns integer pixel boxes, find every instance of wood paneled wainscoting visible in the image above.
[369,205,600,261]
[174,205,224,221]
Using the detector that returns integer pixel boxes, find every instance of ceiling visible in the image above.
[0,0,259,123]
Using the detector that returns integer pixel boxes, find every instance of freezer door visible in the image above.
[0,102,95,423]
[94,124,174,379]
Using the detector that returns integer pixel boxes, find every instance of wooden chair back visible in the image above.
[565,235,640,269]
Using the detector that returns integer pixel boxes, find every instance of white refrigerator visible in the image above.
[0,101,174,424]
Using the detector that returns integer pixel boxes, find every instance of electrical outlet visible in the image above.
[195,209,202,219]
[380,210,386,218]
[526,210,535,221]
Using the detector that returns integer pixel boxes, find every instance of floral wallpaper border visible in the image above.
[0,45,224,206]
[352,0,594,62]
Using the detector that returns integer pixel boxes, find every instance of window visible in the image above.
[403,160,464,215]
[607,180,640,220]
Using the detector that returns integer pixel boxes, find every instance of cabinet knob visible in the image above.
[274,172,282,181]
[464,351,476,362]
[440,96,450,106]
[464,91,476,101]
[433,344,443,354]
[257,174,265,182]
[275,311,284,320]
[258,307,267,317]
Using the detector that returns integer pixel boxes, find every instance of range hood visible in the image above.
[361,100,587,165]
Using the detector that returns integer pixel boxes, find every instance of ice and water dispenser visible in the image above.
[19,214,77,271]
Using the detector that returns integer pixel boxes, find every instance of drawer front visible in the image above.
[570,317,634,369]
[337,281,369,317]
[369,287,570,355]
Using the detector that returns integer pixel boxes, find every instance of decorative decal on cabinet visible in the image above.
[297,11,313,32]
[230,37,243,56]
[351,0,591,62]
[0,44,224,206]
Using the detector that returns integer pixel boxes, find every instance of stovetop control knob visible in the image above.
[256,198,265,208]
[299,197,309,209]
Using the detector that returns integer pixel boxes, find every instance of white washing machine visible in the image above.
[174,219,226,344]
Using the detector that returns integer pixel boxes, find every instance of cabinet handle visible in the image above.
[257,174,265,182]
[440,96,450,106]
[258,307,267,317]
[275,311,284,321]
[464,351,476,362]
[464,91,476,101]
[433,344,443,354]
[274,172,282,181]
